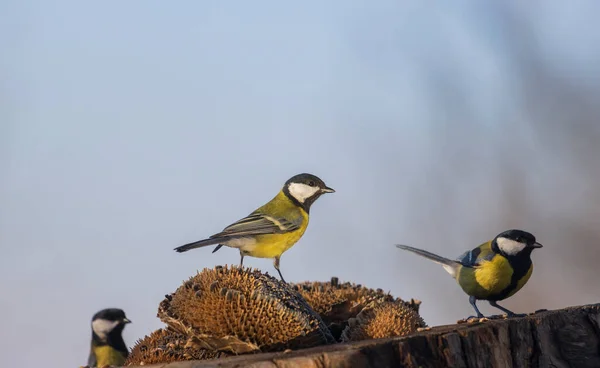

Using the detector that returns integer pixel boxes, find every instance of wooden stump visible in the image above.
[125,303,600,368]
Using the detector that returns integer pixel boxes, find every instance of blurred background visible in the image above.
[2,1,600,367]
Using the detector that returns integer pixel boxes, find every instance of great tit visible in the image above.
[174,173,335,282]
[396,229,543,318]
[87,308,131,367]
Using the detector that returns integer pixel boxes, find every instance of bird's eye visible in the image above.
[308,181,315,187]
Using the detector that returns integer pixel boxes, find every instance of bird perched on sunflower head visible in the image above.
[175,173,335,282]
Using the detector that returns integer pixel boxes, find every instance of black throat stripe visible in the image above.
[488,255,533,301]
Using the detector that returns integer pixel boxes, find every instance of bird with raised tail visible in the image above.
[396,229,543,318]
[174,173,335,282]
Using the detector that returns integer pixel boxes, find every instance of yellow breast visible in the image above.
[474,256,513,293]
[93,345,127,367]
[457,255,513,299]
[244,220,308,258]
[238,190,310,259]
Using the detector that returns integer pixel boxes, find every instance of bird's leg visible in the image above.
[468,296,485,319]
[273,256,286,283]
[489,301,525,318]
[239,251,244,267]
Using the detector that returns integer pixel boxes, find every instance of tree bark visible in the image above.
[126,303,600,368]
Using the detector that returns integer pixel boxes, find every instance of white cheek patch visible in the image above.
[288,183,320,203]
[496,237,527,256]
[92,319,120,341]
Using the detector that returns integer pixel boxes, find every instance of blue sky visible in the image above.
[2,2,600,367]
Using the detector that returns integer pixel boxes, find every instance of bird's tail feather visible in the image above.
[174,237,228,253]
[395,244,460,277]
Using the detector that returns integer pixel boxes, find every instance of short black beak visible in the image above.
[532,242,543,249]
[123,318,132,324]
[321,186,335,193]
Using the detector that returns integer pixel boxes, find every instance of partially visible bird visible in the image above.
[174,173,335,282]
[87,308,131,367]
[396,229,543,318]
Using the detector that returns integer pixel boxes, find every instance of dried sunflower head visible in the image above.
[340,300,427,342]
[292,277,422,340]
[158,266,334,354]
[124,328,225,366]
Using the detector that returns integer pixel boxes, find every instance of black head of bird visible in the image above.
[91,308,131,340]
[282,173,335,212]
[492,229,543,258]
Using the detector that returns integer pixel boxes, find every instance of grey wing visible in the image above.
[211,212,301,238]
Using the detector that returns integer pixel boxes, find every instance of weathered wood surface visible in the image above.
[129,303,600,368]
